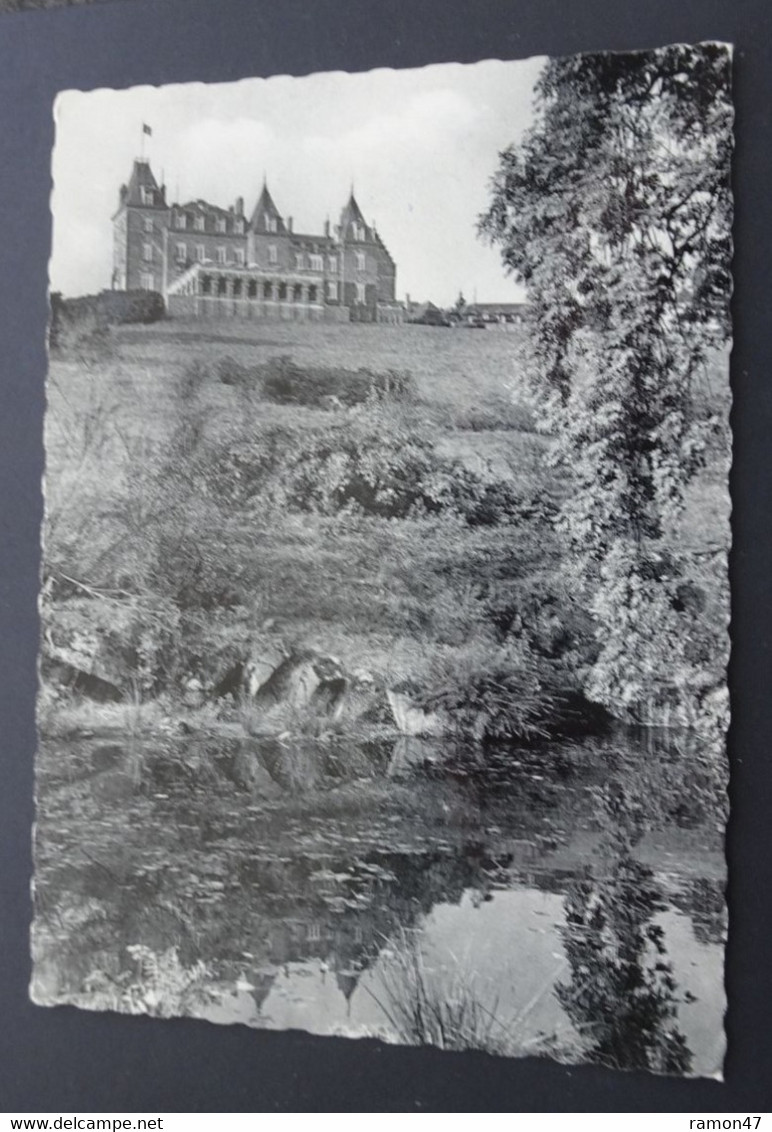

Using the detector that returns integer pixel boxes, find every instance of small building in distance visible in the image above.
[457,301,528,328]
[112,159,402,323]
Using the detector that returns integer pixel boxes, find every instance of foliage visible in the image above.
[211,411,550,527]
[422,640,560,743]
[556,778,694,1074]
[480,45,733,725]
[50,290,164,350]
[81,945,213,1019]
[216,352,418,408]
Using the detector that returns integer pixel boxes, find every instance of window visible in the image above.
[234,219,244,234]
[217,246,227,264]
[143,217,153,233]
[175,213,187,230]
[196,245,206,263]
[295,253,304,270]
[176,242,186,262]
[235,248,245,266]
[140,187,153,206]
[140,272,154,290]
[356,252,366,272]
[327,279,338,300]
[309,254,323,272]
[356,282,366,304]
[216,218,226,234]
[142,243,153,262]
[268,244,277,264]
[194,216,205,232]
[328,255,337,273]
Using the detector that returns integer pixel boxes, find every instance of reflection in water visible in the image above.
[32,729,726,1075]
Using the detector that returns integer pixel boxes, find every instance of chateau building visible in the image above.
[112,158,401,322]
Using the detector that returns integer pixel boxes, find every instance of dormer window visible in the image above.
[175,213,187,230]
[234,219,244,234]
[194,216,205,232]
[295,253,304,270]
[216,218,227,234]
[140,187,153,206]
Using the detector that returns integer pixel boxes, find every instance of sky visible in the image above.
[49,56,544,304]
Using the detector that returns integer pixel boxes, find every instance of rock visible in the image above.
[213,641,287,700]
[41,653,124,703]
[386,689,447,736]
[254,650,345,712]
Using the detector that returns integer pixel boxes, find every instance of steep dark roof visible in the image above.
[339,192,373,241]
[123,160,165,208]
[251,181,286,234]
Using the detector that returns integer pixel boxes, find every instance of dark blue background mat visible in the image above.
[0,0,769,1112]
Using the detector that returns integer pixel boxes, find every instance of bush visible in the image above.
[211,416,550,529]
[217,356,254,387]
[50,290,165,352]
[258,355,416,408]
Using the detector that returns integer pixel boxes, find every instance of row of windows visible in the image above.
[140,221,362,273]
[200,276,322,301]
[172,243,247,266]
[140,271,366,304]
[172,212,245,235]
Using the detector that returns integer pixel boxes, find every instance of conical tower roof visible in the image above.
[251,180,286,233]
[339,190,371,240]
[123,159,164,208]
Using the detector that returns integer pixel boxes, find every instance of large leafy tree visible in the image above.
[480,44,733,725]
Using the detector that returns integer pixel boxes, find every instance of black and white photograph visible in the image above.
[32,44,733,1079]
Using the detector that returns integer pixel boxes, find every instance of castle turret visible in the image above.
[112,159,170,293]
[249,180,286,234]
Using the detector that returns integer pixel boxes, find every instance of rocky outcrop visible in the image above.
[386,687,448,737]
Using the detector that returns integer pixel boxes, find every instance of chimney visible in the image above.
[324,218,330,239]
[235,196,244,217]
[287,216,293,233]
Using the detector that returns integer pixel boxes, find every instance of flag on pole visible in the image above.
[143,124,153,136]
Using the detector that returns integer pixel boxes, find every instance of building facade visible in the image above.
[112,159,401,323]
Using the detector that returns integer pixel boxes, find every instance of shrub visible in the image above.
[212,415,550,530]
[217,356,255,387]
[258,355,416,408]
[50,290,165,353]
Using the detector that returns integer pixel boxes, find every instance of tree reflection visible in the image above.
[556,780,694,1074]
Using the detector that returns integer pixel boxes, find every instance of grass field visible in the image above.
[41,316,728,741]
